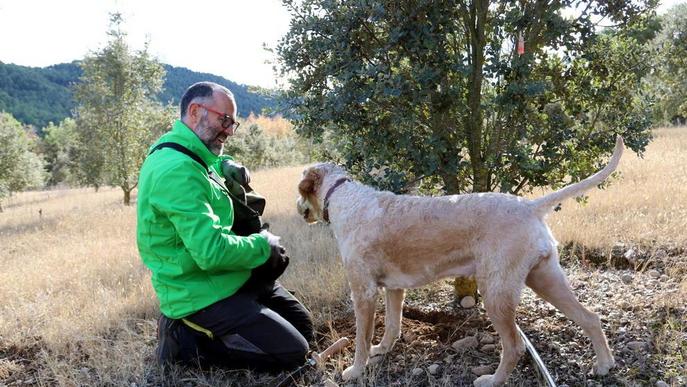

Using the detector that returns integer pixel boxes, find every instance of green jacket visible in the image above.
[137,120,270,319]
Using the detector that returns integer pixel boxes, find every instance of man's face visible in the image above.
[190,92,237,155]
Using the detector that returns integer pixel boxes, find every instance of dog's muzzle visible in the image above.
[296,198,311,221]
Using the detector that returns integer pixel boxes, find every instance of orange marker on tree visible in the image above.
[517,32,525,55]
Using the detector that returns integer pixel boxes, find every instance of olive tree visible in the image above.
[0,112,46,211]
[74,13,174,204]
[649,3,687,125]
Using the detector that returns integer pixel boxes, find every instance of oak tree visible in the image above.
[277,0,657,300]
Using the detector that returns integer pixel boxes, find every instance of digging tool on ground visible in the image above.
[517,324,557,387]
[275,337,351,387]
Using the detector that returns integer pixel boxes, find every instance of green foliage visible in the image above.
[73,13,175,204]
[277,0,656,195]
[42,118,80,186]
[648,4,687,124]
[0,62,279,130]
[0,112,46,210]
[0,63,75,130]
[223,124,311,170]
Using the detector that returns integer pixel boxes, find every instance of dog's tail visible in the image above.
[531,136,624,217]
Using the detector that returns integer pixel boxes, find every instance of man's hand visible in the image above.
[260,229,280,246]
[252,230,289,283]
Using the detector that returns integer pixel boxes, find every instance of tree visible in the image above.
[0,112,46,211]
[42,118,80,186]
[223,124,311,169]
[277,0,656,301]
[73,13,174,205]
[649,4,687,125]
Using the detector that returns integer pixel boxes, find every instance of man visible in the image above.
[137,81,314,371]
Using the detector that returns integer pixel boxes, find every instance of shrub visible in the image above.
[224,123,312,170]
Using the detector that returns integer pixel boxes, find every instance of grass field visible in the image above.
[0,127,685,386]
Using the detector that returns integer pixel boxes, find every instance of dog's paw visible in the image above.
[342,365,363,381]
[473,374,497,387]
[370,344,389,357]
[593,357,615,376]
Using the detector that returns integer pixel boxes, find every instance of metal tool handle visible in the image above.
[516,324,557,387]
[312,337,351,366]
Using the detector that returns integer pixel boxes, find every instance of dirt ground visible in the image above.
[277,248,686,387]
[1,249,684,387]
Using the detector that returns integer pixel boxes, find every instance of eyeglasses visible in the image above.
[197,104,240,130]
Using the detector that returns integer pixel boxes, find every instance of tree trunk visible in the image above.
[440,171,461,195]
[123,189,131,206]
[454,0,489,306]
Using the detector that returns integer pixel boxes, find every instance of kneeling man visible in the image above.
[137,81,313,370]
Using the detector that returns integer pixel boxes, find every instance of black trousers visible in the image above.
[167,281,314,371]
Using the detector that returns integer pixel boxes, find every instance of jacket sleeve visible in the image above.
[149,160,270,271]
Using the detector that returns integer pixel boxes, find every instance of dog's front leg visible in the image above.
[371,288,405,357]
[342,286,378,381]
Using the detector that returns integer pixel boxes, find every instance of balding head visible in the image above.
[180,81,234,120]
[180,82,238,155]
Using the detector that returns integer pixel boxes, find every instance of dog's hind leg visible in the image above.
[473,279,526,387]
[526,253,615,375]
[371,288,405,357]
[342,284,378,381]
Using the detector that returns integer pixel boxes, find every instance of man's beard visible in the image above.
[208,140,224,155]
[197,116,224,155]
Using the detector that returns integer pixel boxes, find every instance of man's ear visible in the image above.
[298,169,321,197]
[186,103,201,128]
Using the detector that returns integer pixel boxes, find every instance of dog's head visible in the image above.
[296,163,346,224]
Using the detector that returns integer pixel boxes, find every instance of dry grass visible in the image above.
[0,165,349,386]
[0,127,685,386]
[548,126,687,250]
[249,166,350,321]
[0,187,157,385]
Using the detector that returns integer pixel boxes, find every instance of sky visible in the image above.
[0,0,684,89]
[0,0,292,88]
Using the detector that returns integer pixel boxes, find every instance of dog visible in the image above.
[296,137,623,387]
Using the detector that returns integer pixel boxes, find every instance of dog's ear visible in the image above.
[299,168,322,197]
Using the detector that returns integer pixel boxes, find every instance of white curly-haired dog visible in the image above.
[296,137,623,387]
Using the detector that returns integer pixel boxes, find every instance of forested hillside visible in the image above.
[0,61,278,129]
[0,63,77,129]
[159,65,277,118]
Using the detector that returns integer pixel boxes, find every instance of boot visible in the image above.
[156,314,180,365]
